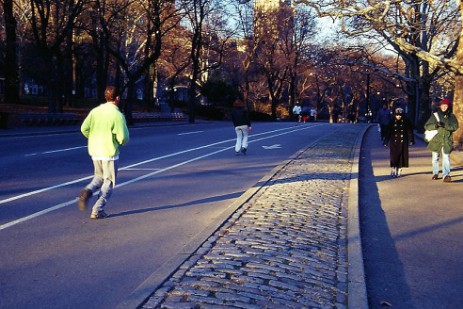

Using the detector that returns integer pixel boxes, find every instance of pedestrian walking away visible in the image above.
[376,102,392,142]
[78,85,130,219]
[292,104,302,122]
[231,99,252,155]
[424,98,459,182]
[383,107,414,178]
[310,107,317,122]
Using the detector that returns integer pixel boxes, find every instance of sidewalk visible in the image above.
[360,127,463,309]
[119,124,369,309]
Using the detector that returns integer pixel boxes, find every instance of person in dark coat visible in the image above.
[376,102,392,142]
[383,107,415,177]
[231,99,252,155]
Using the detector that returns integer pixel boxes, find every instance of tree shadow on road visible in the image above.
[109,191,244,218]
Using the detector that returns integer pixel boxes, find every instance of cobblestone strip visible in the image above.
[142,125,364,309]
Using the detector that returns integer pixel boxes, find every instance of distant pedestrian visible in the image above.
[231,99,252,155]
[424,98,459,182]
[78,85,130,219]
[383,107,414,178]
[310,107,317,122]
[292,104,302,122]
[376,102,392,142]
[347,106,357,124]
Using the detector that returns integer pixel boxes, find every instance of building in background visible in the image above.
[253,0,293,42]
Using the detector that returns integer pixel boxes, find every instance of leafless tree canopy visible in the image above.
[0,0,461,127]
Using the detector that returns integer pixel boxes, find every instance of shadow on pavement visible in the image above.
[359,126,414,309]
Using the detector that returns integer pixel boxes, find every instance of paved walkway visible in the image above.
[360,127,463,309]
[126,125,369,309]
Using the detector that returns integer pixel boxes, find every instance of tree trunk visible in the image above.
[144,64,154,111]
[3,0,19,104]
[452,3,463,150]
[417,79,431,131]
[188,73,197,123]
[124,82,135,126]
[169,78,177,112]
[188,34,201,123]
[64,29,74,107]
[289,74,296,112]
[47,54,63,113]
[453,75,463,150]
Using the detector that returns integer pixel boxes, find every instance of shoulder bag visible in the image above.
[424,113,440,142]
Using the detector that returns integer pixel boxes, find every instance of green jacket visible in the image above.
[424,110,458,154]
[81,103,130,158]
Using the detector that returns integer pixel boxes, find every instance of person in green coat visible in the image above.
[78,85,130,219]
[424,98,459,182]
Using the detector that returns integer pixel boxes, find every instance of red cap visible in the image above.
[440,98,450,106]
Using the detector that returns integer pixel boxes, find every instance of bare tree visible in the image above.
[159,26,191,112]
[253,2,294,119]
[141,0,183,112]
[295,0,461,135]
[286,6,316,113]
[178,0,233,123]
[229,0,258,110]
[179,0,209,123]
[94,0,182,124]
[21,0,89,113]
[2,0,19,104]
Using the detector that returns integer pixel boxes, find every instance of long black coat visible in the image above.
[384,116,414,168]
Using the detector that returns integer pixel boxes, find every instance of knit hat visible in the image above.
[395,107,403,114]
[440,98,450,106]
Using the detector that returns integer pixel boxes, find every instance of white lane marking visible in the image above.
[0,176,93,205]
[0,147,233,231]
[118,125,314,171]
[262,144,282,149]
[124,168,163,171]
[0,200,75,231]
[43,146,87,154]
[178,131,204,136]
[0,124,322,230]
[1,125,316,206]
[25,146,87,157]
[1,125,315,206]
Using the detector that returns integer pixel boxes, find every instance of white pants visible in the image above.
[235,125,249,152]
[86,159,118,213]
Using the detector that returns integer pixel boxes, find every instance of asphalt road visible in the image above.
[0,121,339,309]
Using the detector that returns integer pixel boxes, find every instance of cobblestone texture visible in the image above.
[142,125,364,309]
